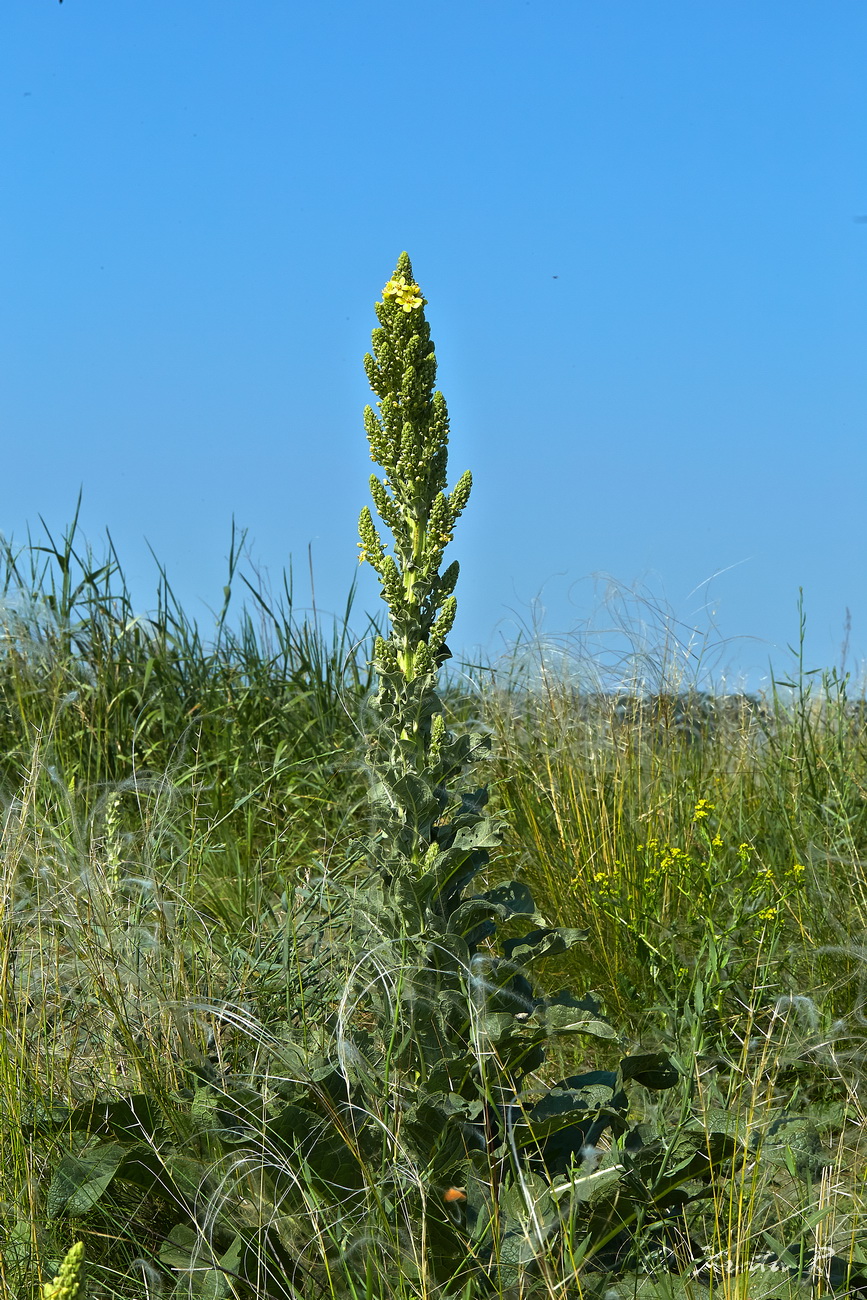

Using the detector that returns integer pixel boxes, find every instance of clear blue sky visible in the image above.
[2,1,865,689]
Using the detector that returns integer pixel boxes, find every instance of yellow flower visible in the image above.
[382,275,423,311]
[693,799,715,821]
[756,906,778,922]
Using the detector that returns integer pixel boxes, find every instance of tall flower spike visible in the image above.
[359,252,471,692]
[358,253,476,877]
[42,1242,85,1300]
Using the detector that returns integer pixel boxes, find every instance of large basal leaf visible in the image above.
[266,1103,366,1193]
[502,926,587,964]
[160,1224,234,1300]
[760,1113,831,1182]
[510,1075,629,1173]
[65,1093,165,1140]
[162,1220,304,1300]
[683,1106,751,1145]
[448,880,547,947]
[399,1096,473,1178]
[479,1006,523,1043]
[236,1226,303,1300]
[520,1072,623,1130]
[46,1140,128,1216]
[485,1021,548,1079]
[122,1148,213,1208]
[627,1130,741,1197]
[619,1053,680,1090]
[20,1102,73,1136]
[482,1176,558,1292]
[537,991,619,1038]
[476,879,542,918]
[159,1222,212,1272]
[1,1220,35,1278]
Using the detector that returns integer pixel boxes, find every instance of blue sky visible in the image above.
[2,1,865,689]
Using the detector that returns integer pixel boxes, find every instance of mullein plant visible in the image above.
[355,255,612,1000]
[354,254,567,1035]
[357,254,494,920]
[350,257,688,1287]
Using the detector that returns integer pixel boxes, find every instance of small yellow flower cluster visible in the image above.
[693,799,715,821]
[747,862,775,906]
[382,275,423,312]
[638,837,691,876]
[590,869,617,900]
[755,905,778,922]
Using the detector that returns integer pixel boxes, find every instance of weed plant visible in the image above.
[482,641,867,1038]
[1,261,867,1300]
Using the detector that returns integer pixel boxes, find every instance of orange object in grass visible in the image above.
[443,1187,466,1203]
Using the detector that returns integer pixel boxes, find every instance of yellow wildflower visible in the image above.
[693,799,715,821]
[382,275,423,311]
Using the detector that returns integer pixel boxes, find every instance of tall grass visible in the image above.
[0,509,377,913]
[471,633,867,1300]
[482,636,867,1040]
[3,525,867,1298]
[0,517,379,1293]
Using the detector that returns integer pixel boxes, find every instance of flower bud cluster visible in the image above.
[358,253,472,698]
[41,1242,85,1300]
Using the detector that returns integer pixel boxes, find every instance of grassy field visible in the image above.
[2,528,866,1300]
[3,261,867,1300]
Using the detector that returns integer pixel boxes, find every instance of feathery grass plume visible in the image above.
[41,1242,85,1300]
